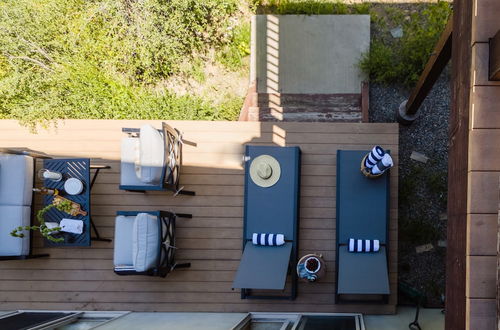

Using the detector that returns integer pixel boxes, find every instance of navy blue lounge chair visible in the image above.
[335,150,391,303]
[232,145,301,300]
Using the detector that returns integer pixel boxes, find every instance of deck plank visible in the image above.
[0,120,398,313]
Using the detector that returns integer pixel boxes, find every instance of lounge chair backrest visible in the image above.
[336,150,389,244]
[243,146,300,241]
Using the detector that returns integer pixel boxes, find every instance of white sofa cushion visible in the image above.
[113,215,135,266]
[136,125,165,184]
[0,205,30,256]
[132,213,160,272]
[0,154,33,206]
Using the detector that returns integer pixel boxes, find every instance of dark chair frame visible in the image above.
[335,150,391,304]
[114,210,191,277]
[119,123,196,196]
[0,148,51,261]
[237,146,301,300]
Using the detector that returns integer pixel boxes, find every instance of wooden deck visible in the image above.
[0,120,398,314]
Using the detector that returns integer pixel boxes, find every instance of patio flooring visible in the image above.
[0,120,398,314]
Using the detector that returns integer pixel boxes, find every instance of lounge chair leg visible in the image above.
[175,213,192,219]
[173,262,191,269]
[0,254,49,261]
[173,187,195,196]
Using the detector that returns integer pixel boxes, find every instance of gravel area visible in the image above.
[370,68,450,307]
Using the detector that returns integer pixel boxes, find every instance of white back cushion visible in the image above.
[0,205,30,256]
[0,154,33,206]
[136,125,165,184]
[132,213,160,272]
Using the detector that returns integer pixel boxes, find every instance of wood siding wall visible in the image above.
[461,1,500,329]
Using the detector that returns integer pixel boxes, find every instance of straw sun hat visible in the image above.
[249,155,281,188]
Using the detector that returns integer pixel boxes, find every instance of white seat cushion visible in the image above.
[0,205,30,256]
[137,125,165,184]
[0,154,33,206]
[120,137,146,186]
[113,215,135,266]
[132,213,160,272]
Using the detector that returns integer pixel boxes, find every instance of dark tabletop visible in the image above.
[43,158,91,247]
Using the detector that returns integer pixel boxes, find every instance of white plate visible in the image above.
[64,178,83,195]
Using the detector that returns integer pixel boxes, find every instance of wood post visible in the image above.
[361,81,369,123]
[445,2,472,329]
[397,14,453,125]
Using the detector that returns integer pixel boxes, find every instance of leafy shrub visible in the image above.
[252,0,370,15]
[217,22,251,71]
[0,0,242,127]
[360,2,452,87]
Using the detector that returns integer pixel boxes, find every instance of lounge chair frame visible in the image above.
[335,150,391,304]
[237,146,301,300]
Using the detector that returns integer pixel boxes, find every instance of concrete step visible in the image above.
[257,93,361,108]
[249,106,362,122]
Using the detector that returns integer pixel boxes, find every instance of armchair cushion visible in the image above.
[0,154,34,206]
[132,213,160,272]
[113,215,135,266]
[0,205,30,256]
[137,125,165,184]
[120,137,149,187]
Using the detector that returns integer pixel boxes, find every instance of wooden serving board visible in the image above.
[53,195,87,217]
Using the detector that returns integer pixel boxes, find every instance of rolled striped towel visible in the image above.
[252,233,285,246]
[371,153,394,175]
[348,238,380,253]
[364,146,385,169]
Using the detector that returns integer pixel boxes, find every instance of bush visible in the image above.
[252,0,370,15]
[0,0,242,127]
[360,2,452,87]
[217,22,251,71]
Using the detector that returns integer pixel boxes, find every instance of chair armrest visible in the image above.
[0,148,52,159]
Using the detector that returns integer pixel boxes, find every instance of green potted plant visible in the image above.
[10,200,74,243]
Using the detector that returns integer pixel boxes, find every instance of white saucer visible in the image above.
[64,178,83,195]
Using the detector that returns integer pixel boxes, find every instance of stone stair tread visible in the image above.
[252,105,361,113]
[257,93,361,107]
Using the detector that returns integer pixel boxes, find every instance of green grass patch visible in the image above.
[217,22,251,71]
[0,0,243,128]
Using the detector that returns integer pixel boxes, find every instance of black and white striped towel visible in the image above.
[252,233,285,246]
[348,238,380,253]
[364,146,385,169]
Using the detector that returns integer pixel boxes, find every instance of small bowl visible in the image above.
[64,178,83,195]
[304,256,321,274]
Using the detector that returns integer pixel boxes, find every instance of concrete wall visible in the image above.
[253,15,370,94]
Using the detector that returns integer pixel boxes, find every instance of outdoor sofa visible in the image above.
[0,149,50,260]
